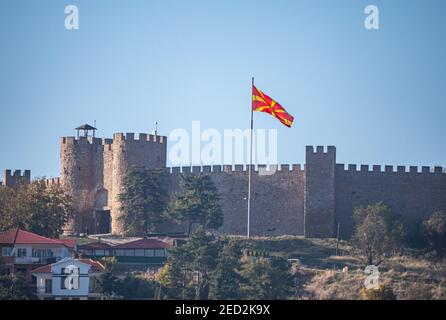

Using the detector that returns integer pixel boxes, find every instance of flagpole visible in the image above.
[247,77,254,238]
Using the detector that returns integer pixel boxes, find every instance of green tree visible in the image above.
[119,167,169,236]
[117,275,156,300]
[156,253,195,300]
[422,211,446,258]
[353,202,405,265]
[239,256,293,300]
[209,239,243,300]
[91,257,119,298]
[92,272,119,299]
[157,227,219,300]
[0,180,73,238]
[0,263,36,300]
[165,174,223,235]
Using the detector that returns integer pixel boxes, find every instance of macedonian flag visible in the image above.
[252,85,294,127]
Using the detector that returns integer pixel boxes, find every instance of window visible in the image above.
[95,250,105,256]
[45,279,52,294]
[155,249,165,257]
[124,249,134,256]
[17,248,27,257]
[61,267,80,290]
[144,249,154,257]
[115,249,125,256]
[1,247,12,257]
[134,249,144,257]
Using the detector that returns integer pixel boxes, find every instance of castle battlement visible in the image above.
[45,177,61,187]
[336,163,444,174]
[61,133,167,146]
[167,164,305,174]
[61,136,103,145]
[306,145,336,156]
[53,129,446,239]
[112,132,166,143]
[2,169,31,189]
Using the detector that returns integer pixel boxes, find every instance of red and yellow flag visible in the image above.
[252,85,294,128]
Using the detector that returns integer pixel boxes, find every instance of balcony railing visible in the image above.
[15,257,41,264]
[15,256,59,264]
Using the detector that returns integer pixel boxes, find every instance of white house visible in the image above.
[0,229,76,281]
[31,257,105,300]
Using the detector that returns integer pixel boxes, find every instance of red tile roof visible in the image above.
[114,238,171,249]
[78,242,113,250]
[31,259,105,274]
[58,239,76,249]
[0,229,74,247]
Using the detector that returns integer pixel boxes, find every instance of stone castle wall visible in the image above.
[167,165,305,236]
[335,164,446,238]
[50,132,446,238]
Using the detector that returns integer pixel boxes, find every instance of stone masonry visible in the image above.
[3,131,445,239]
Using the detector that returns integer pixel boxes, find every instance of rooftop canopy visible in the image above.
[75,124,97,138]
[75,124,97,131]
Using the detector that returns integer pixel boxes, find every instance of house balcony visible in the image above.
[15,256,59,264]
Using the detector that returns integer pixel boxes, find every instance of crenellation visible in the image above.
[348,164,357,171]
[171,167,180,173]
[3,169,31,189]
[410,166,418,173]
[397,166,406,173]
[202,165,211,173]
[373,165,381,172]
[257,164,267,173]
[212,165,222,172]
[422,166,430,173]
[234,165,243,172]
[182,167,191,173]
[113,133,125,141]
[223,165,232,172]
[62,137,76,144]
[292,164,303,172]
[280,164,290,172]
[126,133,135,141]
[360,165,369,172]
[139,133,147,141]
[434,166,443,174]
[192,166,201,173]
[45,177,61,187]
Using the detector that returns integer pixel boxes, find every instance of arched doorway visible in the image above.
[93,188,111,234]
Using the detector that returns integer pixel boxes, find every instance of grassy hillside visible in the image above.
[229,235,446,300]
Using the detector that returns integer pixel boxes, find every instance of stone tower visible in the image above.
[110,133,167,235]
[304,146,336,238]
[60,135,103,234]
[60,125,167,235]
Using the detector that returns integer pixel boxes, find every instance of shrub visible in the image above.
[359,284,396,300]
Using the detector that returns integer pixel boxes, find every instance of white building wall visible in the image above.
[51,259,92,298]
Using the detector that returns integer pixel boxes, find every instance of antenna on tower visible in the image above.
[154,121,158,136]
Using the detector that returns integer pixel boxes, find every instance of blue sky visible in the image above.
[0,0,445,178]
